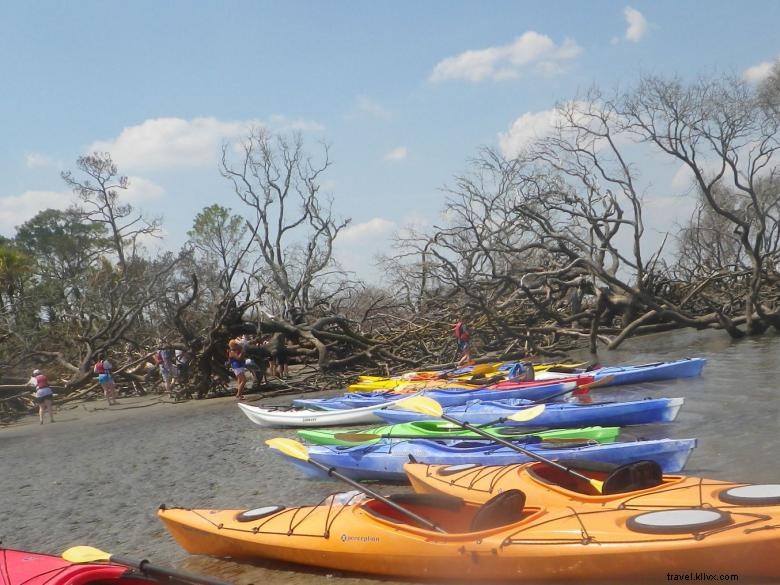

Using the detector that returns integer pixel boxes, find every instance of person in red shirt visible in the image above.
[454,320,475,367]
[28,369,54,424]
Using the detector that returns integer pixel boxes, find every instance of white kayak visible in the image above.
[237,396,416,428]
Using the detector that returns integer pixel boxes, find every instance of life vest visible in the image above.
[455,321,470,342]
[94,360,106,374]
[33,374,50,389]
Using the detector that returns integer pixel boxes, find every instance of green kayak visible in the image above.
[297,422,621,446]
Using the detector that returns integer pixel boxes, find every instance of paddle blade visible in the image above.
[468,363,495,377]
[396,395,444,417]
[590,478,605,494]
[266,437,309,461]
[506,403,545,422]
[62,545,111,564]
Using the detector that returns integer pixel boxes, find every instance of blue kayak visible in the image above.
[272,437,698,482]
[592,357,706,385]
[372,396,685,427]
[292,380,579,410]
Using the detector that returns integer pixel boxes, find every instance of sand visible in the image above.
[0,390,406,585]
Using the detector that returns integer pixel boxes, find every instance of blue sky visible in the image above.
[1,1,779,281]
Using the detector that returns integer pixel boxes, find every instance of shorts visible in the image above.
[98,373,112,384]
[160,365,179,381]
[458,340,470,352]
[35,393,53,404]
[273,351,289,366]
[232,367,247,377]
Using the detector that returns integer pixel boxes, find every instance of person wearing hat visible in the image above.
[227,338,248,400]
[28,369,54,424]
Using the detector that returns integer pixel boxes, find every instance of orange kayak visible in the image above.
[406,458,780,514]
[158,471,780,581]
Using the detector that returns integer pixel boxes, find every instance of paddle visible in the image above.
[397,396,605,494]
[332,404,546,443]
[61,546,232,585]
[531,374,615,403]
[265,437,447,533]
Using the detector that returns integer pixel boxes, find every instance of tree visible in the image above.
[220,128,351,322]
[61,152,161,275]
[623,74,780,335]
[758,60,780,116]
[187,204,251,295]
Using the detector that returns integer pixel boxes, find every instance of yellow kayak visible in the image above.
[348,361,587,392]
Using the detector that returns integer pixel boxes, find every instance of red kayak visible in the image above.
[0,547,228,585]
[0,548,152,585]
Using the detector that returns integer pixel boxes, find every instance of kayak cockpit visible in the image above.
[527,459,672,496]
[360,490,536,534]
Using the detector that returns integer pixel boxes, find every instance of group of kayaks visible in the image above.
[154,355,779,581]
[14,356,780,583]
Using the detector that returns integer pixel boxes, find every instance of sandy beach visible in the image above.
[0,388,410,585]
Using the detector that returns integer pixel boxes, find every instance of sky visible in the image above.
[1,1,779,282]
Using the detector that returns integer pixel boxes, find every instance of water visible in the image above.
[1,328,779,584]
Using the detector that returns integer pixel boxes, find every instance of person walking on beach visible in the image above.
[227,339,248,400]
[154,347,179,397]
[28,369,54,424]
[94,352,118,405]
[454,319,474,367]
[271,334,290,379]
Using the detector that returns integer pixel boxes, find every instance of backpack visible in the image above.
[94,360,106,375]
[154,350,164,364]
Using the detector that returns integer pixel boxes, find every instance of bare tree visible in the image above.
[220,128,351,322]
[623,74,780,334]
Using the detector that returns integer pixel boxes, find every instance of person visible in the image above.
[175,348,193,380]
[252,339,272,385]
[28,369,54,424]
[271,334,289,379]
[227,339,248,400]
[94,352,118,405]
[454,319,474,367]
[154,347,178,397]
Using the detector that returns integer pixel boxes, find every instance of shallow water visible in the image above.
[1,328,779,584]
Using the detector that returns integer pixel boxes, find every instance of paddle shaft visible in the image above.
[110,555,232,585]
[438,413,600,485]
[334,426,554,442]
[304,457,447,533]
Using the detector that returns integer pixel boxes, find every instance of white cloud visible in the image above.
[25,153,57,169]
[337,217,396,243]
[88,117,256,171]
[430,32,582,83]
[743,56,780,83]
[670,164,696,192]
[624,7,648,42]
[0,189,76,234]
[498,108,562,158]
[383,146,408,161]
[347,95,392,120]
[123,176,166,204]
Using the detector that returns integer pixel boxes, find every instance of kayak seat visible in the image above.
[470,489,526,532]
[602,460,663,495]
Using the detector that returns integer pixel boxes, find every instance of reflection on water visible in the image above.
[3,328,780,584]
